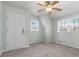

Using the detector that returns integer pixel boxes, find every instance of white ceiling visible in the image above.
[3,1,79,19]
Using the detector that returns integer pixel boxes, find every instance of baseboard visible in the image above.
[56,41,79,49]
[1,44,30,54]
[0,52,2,56]
[29,41,41,44]
[24,44,30,48]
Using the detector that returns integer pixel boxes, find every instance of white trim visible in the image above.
[1,44,30,54]
[0,52,2,56]
[24,44,30,48]
[56,41,79,49]
[31,20,39,31]
[29,40,41,44]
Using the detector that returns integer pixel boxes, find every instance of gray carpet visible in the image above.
[1,43,79,57]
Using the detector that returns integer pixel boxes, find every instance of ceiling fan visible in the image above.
[37,1,62,15]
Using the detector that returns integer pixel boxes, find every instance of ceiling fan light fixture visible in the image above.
[37,1,62,15]
[46,5,52,11]
[46,8,52,11]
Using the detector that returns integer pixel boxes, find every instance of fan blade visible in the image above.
[44,1,48,6]
[52,8,62,11]
[51,1,59,6]
[37,3,45,6]
[38,9,45,12]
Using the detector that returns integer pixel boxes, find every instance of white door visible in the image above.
[6,11,26,50]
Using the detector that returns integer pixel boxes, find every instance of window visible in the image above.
[58,17,79,32]
[31,20,39,31]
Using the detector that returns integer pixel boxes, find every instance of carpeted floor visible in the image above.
[1,43,79,57]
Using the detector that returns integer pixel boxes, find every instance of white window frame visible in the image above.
[31,20,39,31]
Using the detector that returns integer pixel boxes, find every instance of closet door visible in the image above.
[6,11,26,50]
